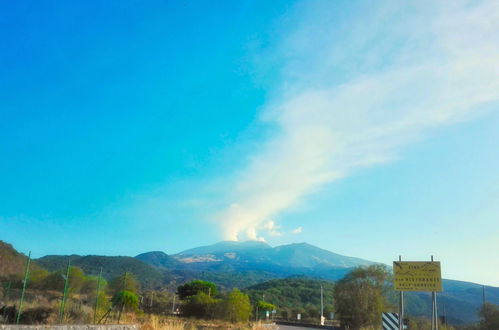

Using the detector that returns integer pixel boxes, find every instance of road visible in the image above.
[276,325,320,330]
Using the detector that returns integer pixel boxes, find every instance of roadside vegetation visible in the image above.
[1,241,497,329]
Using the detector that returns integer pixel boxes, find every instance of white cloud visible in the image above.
[219,0,499,240]
[262,220,282,237]
[262,220,276,230]
[292,227,302,234]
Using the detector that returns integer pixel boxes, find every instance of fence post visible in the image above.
[59,260,71,323]
[93,267,103,323]
[16,251,31,325]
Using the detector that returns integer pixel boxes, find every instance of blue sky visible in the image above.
[1,1,499,286]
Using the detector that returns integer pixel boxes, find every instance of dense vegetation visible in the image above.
[333,265,392,329]
[245,277,334,321]
[36,255,168,289]
[178,280,252,323]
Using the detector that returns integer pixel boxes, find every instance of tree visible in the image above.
[112,290,139,312]
[94,290,111,320]
[29,267,49,290]
[222,289,252,323]
[479,303,499,330]
[41,271,65,291]
[109,272,140,295]
[406,316,456,330]
[333,265,391,329]
[177,280,217,300]
[41,266,87,293]
[141,290,175,315]
[182,291,220,319]
[257,301,276,312]
[81,275,108,296]
[67,266,86,293]
[256,301,277,319]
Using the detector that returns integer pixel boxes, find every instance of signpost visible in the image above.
[393,261,442,292]
[393,257,442,330]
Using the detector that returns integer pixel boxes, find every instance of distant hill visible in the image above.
[135,251,180,268]
[244,277,499,325]
[0,241,45,280]
[173,241,373,269]
[0,241,30,278]
[36,254,169,289]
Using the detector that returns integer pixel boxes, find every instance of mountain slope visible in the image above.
[178,240,272,256]
[0,240,46,280]
[0,241,31,278]
[166,241,374,279]
[36,254,168,289]
[245,277,335,311]
[135,251,180,268]
[271,243,373,268]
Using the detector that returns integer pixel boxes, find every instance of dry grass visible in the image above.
[134,315,277,330]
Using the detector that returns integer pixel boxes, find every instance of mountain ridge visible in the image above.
[168,240,375,269]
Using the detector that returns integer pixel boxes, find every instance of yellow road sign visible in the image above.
[393,261,442,292]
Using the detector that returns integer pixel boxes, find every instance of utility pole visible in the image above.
[16,251,31,325]
[431,255,438,330]
[483,285,486,307]
[171,294,176,314]
[320,285,324,317]
[320,285,325,325]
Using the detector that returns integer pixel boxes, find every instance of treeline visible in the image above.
[176,280,253,322]
[245,277,334,322]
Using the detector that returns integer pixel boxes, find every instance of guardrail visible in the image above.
[275,320,343,329]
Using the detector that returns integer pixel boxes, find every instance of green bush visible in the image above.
[222,289,252,323]
[177,280,217,300]
[182,291,220,319]
[112,290,139,312]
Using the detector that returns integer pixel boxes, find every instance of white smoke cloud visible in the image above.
[292,227,303,234]
[220,0,499,241]
[263,221,282,237]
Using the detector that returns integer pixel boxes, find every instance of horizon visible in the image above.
[5,238,499,289]
[2,0,499,287]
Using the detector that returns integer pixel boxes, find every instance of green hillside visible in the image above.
[245,277,335,308]
[36,254,168,289]
[135,251,180,268]
[244,276,499,326]
[0,241,29,278]
[244,277,335,321]
[0,241,47,284]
